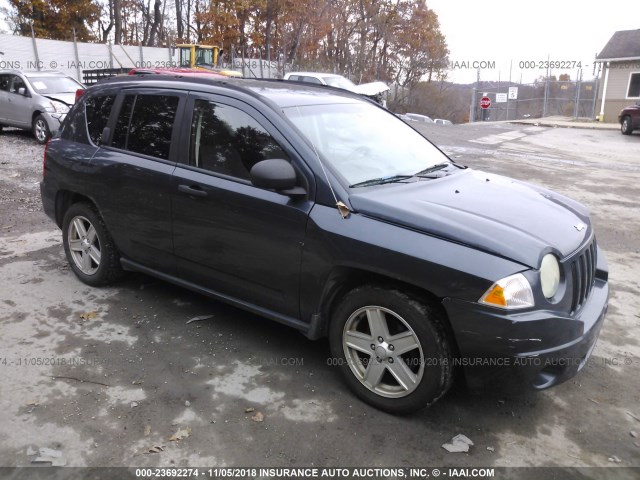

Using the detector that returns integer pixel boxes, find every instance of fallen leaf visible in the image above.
[626,411,640,423]
[442,434,474,453]
[144,425,151,437]
[80,311,98,321]
[251,412,264,422]
[245,407,255,413]
[144,445,164,454]
[186,315,214,324]
[169,427,192,441]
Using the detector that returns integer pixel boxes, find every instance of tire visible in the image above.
[32,114,51,144]
[621,116,633,135]
[62,202,123,286]
[329,285,453,414]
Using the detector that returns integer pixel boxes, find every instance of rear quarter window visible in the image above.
[60,101,90,144]
[60,94,116,145]
[86,95,116,145]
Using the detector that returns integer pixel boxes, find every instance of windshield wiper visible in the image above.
[349,175,414,188]
[414,162,450,176]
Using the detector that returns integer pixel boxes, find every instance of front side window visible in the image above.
[189,99,288,180]
[10,76,26,94]
[627,72,640,98]
[112,94,179,160]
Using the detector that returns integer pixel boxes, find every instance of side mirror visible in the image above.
[17,87,27,96]
[250,159,306,196]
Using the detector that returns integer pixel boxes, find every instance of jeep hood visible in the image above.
[348,169,591,268]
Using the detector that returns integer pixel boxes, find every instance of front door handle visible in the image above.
[178,184,208,197]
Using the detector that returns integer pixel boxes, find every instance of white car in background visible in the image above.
[434,118,453,126]
[283,71,389,106]
[0,70,85,144]
[404,113,434,124]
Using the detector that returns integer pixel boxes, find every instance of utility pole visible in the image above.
[543,54,550,118]
[573,68,582,118]
[470,68,480,123]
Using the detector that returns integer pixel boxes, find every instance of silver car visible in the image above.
[0,70,85,144]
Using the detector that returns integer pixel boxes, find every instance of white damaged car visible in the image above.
[283,71,389,106]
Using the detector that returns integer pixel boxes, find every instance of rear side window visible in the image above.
[300,76,322,85]
[189,99,288,180]
[112,94,179,160]
[86,95,115,145]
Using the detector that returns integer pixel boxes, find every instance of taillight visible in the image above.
[43,139,50,177]
[75,89,85,102]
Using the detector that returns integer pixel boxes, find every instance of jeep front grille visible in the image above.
[570,239,597,313]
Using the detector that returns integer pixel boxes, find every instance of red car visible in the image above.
[619,103,640,135]
[128,67,227,78]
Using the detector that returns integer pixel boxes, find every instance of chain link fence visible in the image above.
[470,79,599,122]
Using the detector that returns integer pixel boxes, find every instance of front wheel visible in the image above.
[32,114,51,144]
[62,202,123,286]
[621,116,633,135]
[329,286,453,414]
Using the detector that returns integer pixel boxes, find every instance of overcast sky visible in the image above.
[428,0,640,84]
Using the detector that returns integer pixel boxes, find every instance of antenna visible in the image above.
[295,107,350,219]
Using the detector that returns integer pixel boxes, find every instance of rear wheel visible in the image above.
[62,202,123,286]
[32,114,51,144]
[621,116,633,135]
[329,285,453,414]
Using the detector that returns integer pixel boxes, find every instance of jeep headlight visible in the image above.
[479,273,534,309]
[540,253,560,299]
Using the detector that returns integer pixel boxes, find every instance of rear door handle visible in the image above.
[178,184,208,197]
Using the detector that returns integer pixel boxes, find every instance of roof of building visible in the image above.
[596,29,640,61]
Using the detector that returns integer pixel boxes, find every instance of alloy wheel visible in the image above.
[342,306,424,398]
[67,215,101,275]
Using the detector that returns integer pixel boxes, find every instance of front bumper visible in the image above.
[443,270,609,394]
[42,112,66,133]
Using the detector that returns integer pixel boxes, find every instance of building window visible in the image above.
[627,72,640,98]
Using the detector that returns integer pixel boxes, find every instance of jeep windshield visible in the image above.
[283,103,450,187]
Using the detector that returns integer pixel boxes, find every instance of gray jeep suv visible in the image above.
[0,70,85,144]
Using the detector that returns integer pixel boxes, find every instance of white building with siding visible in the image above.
[595,29,640,122]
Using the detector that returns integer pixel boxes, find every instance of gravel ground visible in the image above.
[0,123,639,473]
